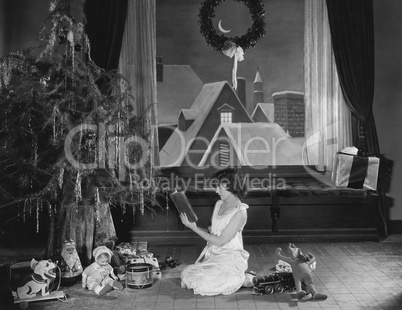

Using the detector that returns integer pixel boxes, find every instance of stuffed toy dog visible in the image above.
[275,243,327,301]
[13,259,57,299]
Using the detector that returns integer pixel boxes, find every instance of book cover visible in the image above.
[169,191,198,223]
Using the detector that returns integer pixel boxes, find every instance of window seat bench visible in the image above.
[129,166,380,245]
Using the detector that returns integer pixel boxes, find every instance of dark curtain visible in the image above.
[326,0,379,154]
[84,0,128,71]
[326,0,387,236]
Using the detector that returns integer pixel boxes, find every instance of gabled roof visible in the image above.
[198,123,304,166]
[160,81,252,167]
[251,103,275,123]
[179,109,197,120]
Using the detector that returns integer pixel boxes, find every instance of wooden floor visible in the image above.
[1,236,402,309]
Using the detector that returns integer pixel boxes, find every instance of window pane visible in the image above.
[220,112,232,123]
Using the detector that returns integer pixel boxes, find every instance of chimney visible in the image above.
[272,91,305,137]
[156,56,163,82]
[236,77,246,108]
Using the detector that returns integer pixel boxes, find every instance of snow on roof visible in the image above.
[198,123,304,166]
[180,109,197,120]
[251,103,275,122]
[160,81,228,167]
[272,90,304,99]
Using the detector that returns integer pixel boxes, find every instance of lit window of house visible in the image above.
[220,112,232,123]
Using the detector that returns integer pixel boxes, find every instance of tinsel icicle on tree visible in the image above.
[0,0,159,264]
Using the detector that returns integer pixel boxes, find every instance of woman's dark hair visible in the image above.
[212,168,248,199]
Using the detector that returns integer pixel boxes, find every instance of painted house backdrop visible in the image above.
[0,0,402,227]
[157,0,305,168]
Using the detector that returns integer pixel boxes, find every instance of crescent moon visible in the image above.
[218,20,231,34]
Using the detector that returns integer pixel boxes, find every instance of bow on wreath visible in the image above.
[198,0,266,90]
[222,41,244,90]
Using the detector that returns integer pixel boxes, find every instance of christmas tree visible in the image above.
[0,0,159,263]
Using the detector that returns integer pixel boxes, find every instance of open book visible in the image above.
[169,191,198,223]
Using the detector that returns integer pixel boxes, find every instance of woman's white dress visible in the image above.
[181,200,249,296]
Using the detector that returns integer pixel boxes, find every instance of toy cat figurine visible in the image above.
[275,243,327,301]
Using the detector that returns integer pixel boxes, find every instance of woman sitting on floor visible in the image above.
[180,167,251,296]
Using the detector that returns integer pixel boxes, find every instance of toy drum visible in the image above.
[126,263,153,289]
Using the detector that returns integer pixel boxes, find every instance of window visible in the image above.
[219,142,230,166]
[220,112,232,124]
[156,1,350,169]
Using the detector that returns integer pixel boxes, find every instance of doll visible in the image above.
[275,243,327,301]
[82,246,124,295]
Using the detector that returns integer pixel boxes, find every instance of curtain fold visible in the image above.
[118,0,159,167]
[304,0,352,171]
[84,0,128,71]
[326,0,379,155]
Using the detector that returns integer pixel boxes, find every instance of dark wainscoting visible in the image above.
[130,166,380,245]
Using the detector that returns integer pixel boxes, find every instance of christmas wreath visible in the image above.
[198,0,266,52]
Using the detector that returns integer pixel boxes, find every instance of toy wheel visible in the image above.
[19,301,29,309]
[275,284,284,293]
[252,287,264,296]
[265,286,275,294]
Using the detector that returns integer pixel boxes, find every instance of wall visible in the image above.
[373,0,402,225]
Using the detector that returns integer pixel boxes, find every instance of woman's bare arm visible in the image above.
[180,210,246,247]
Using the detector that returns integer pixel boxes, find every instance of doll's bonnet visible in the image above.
[93,245,113,262]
